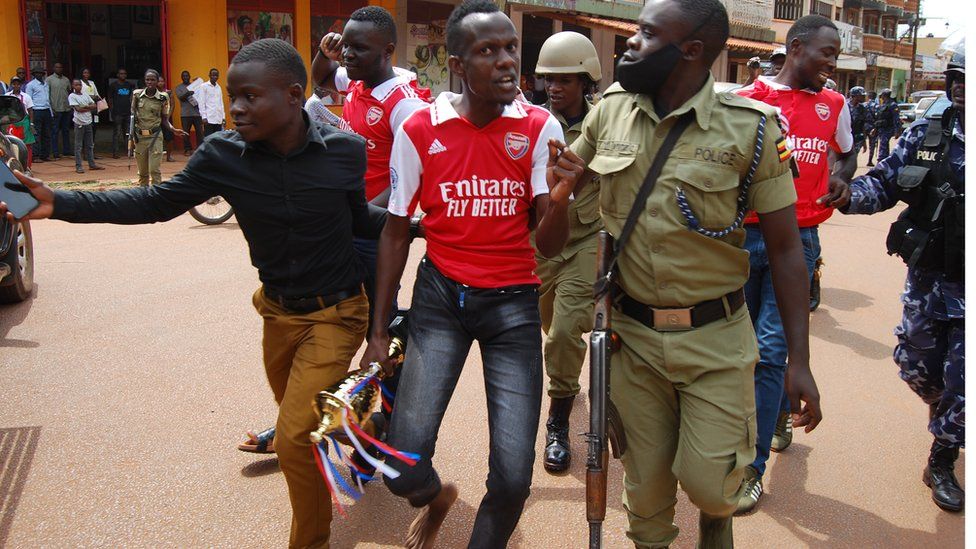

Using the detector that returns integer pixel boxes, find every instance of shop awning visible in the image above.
[542,13,779,54]
[837,54,867,71]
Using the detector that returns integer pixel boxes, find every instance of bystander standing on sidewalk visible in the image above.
[5,76,36,165]
[174,70,203,154]
[198,69,225,136]
[159,76,176,162]
[68,79,104,174]
[24,66,51,162]
[108,68,135,158]
[48,62,73,160]
[80,68,104,159]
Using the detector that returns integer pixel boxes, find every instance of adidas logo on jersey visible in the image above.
[428,139,448,155]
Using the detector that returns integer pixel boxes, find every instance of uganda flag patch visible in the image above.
[776,137,792,162]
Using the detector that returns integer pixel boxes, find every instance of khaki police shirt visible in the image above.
[541,102,604,260]
[132,88,171,132]
[570,76,797,307]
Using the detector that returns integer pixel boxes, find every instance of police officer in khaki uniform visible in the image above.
[131,69,185,186]
[533,31,604,473]
[569,0,824,546]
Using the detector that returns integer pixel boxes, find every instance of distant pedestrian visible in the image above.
[158,76,175,162]
[23,66,51,162]
[108,68,136,158]
[174,70,203,154]
[48,62,73,160]
[130,69,186,186]
[767,46,786,76]
[68,78,104,174]
[198,68,225,136]
[5,76,35,165]
[872,88,900,163]
[848,86,871,154]
[79,68,103,158]
[0,73,7,95]
[744,56,762,86]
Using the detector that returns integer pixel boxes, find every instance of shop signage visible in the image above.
[836,22,863,56]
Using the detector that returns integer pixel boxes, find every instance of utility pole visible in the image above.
[907,2,921,96]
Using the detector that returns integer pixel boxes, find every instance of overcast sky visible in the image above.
[913,0,965,38]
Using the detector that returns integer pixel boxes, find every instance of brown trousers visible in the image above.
[252,287,369,549]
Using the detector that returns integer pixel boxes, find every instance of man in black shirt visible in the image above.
[3,39,383,549]
[107,68,136,158]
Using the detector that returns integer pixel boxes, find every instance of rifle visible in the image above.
[127,114,135,171]
[586,230,626,549]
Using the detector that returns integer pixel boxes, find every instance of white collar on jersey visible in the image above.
[429,92,528,126]
[369,67,417,100]
[757,75,820,95]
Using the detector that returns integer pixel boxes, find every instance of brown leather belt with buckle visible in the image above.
[264,286,361,315]
[619,288,745,332]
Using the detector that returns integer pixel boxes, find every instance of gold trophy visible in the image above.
[310,311,408,444]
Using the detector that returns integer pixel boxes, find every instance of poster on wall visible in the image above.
[228,10,294,62]
[406,20,449,95]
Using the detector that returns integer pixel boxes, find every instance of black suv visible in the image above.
[0,95,34,303]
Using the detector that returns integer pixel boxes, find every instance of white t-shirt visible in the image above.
[7,91,33,111]
[68,92,95,126]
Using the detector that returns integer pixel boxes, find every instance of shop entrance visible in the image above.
[23,1,166,153]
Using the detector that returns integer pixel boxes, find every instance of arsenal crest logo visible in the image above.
[504,132,530,160]
[366,106,384,126]
[815,103,830,121]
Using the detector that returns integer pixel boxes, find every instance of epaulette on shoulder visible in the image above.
[716,91,777,119]
[601,82,629,98]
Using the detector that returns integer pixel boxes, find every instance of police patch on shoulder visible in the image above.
[504,132,530,160]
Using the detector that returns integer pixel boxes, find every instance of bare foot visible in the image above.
[405,483,458,549]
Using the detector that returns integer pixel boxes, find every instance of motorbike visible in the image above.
[0,95,34,303]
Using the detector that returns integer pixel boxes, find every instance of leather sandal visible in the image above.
[238,427,276,454]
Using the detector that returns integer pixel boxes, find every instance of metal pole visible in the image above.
[907,3,921,96]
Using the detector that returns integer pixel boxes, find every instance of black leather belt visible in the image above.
[619,288,745,332]
[264,286,361,314]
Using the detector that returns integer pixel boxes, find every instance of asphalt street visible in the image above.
[0,175,965,547]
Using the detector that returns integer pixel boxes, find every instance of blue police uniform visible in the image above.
[874,99,901,162]
[842,111,965,449]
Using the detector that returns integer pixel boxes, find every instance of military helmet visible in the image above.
[770,46,787,61]
[879,88,893,97]
[535,31,602,82]
[849,86,866,97]
[825,78,837,90]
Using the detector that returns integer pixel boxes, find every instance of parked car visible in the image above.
[921,95,952,120]
[909,89,943,103]
[0,96,34,303]
[913,96,938,123]
[898,102,917,125]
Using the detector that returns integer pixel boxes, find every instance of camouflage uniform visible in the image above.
[842,114,965,448]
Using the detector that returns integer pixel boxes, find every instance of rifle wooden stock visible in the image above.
[586,230,615,549]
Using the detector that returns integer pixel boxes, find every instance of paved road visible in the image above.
[1,190,964,547]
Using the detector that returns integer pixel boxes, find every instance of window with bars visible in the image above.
[881,17,896,39]
[810,0,833,18]
[863,13,880,34]
[774,0,804,21]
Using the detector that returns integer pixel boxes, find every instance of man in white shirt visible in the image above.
[67,79,104,173]
[198,68,225,136]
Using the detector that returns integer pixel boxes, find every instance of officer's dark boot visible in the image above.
[923,439,964,512]
[544,396,574,472]
[697,512,733,549]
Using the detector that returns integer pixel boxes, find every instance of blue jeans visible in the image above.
[744,225,821,476]
[52,110,73,157]
[384,257,542,548]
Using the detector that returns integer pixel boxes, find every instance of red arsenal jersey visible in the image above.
[389,93,563,288]
[737,77,853,227]
[335,68,431,201]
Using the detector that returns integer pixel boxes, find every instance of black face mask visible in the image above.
[617,43,683,96]
[616,9,717,97]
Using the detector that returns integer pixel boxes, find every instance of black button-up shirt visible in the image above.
[53,114,386,298]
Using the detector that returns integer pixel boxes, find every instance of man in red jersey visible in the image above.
[360,1,583,547]
[733,14,855,514]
